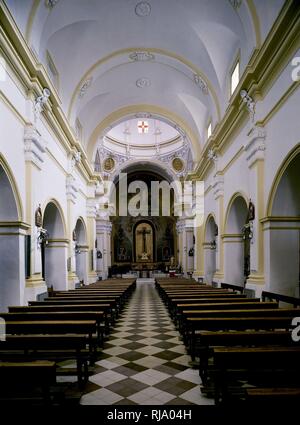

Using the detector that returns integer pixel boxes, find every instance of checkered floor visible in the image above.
[79,280,214,405]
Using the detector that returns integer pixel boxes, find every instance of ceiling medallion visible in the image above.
[136,78,151,88]
[79,77,93,98]
[172,157,184,173]
[103,157,115,172]
[194,74,208,94]
[129,51,155,62]
[135,2,151,17]
[45,0,59,8]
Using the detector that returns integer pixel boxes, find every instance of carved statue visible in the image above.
[248,199,255,221]
[35,204,43,227]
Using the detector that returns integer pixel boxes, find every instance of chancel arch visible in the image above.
[42,200,68,291]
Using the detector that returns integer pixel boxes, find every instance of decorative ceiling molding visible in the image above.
[194,74,208,94]
[228,0,242,10]
[79,77,93,98]
[136,78,151,88]
[129,51,155,61]
[135,2,151,17]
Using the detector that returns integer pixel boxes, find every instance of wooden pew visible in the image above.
[186,316,294,360]
[0,360,56,405]
[5,320,97,363]
[29,300,116,327]
[173,301,277,324]
[213,346,300,404]
[246,387,300,403]
[0,334,89,388]
[197,330,295,385]
[0,311,105,345]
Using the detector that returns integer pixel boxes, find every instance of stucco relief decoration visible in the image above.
[129,51,155,61]
[34,88,50,121]
[79,77,93,98]
[240,89,255,122]
[135,2,151,17]
[136,78,151,88]
[103,157,115,172]
[194,74,208,94]
[172,157,184,172]
[45,0,59,8]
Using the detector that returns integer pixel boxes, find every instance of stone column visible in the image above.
[0,222,29,310]
[263,218,300,298]
[212,174,224,285]
[86,199,98,283]
[23,124,48,299]
[66,173,78,289]
[96,218,112,279]
[244,125,266,293]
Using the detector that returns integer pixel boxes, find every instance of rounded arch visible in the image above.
[204,213,217,241]
[0,154,23,222]
[266,144,300,217]
[88,104,201,162]
[42,199,67,239]
[133,219,156,263]
[74,216,88,245]
[225,192,249,234]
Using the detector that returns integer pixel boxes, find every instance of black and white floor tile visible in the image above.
[79,280,214,405]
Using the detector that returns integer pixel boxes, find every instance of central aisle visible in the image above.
[80,280,214,405]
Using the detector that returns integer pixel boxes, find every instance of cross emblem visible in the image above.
[138,120,149,134]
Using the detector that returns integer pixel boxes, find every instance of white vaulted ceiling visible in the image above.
[5,0,285,162]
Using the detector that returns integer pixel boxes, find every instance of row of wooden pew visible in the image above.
[0,279,136,405]
[155,278,300,405]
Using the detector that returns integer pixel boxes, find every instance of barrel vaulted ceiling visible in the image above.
[5,0,285,162]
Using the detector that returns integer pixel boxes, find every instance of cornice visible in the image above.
[0,0,100,184]
[190,0,300,181]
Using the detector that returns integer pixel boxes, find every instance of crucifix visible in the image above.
[138,226,151,254]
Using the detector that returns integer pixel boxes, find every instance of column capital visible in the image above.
[96,219,112,233]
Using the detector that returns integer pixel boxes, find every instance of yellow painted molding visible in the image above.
[266,144,300,217]
[87,104,201,162]
[0,90,28,126]
[0,221,30,229]
[246,274,265,284]
[261,216,300,223]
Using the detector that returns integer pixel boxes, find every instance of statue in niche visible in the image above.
[248,199,255,221]
[35,204,43,227]
[72,229,77,241]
